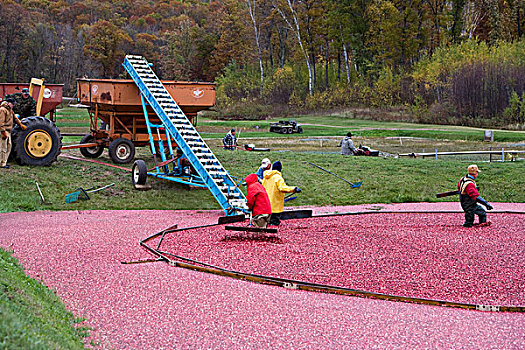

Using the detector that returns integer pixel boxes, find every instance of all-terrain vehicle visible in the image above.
[269,119,303,134]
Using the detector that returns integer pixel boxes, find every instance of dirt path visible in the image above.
[1,204,524,349]
[300,123,463,132]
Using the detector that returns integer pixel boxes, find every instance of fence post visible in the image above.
[502,147,505,162]
[489,147,492,162]
[422,148,425,159]
[435,149,438,160]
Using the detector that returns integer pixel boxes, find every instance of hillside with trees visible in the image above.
[1,0,524,128]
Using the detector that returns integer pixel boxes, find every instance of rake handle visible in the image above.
[35,182,46,202]
[86,183,115,193]
[307,162,357,187]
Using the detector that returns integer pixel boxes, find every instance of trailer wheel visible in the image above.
[286,128,293,134]
[279,128,287,134]
[11,116,62,166]
[79,134,104,158]
[132,160,147,188]
[108,138,135,164]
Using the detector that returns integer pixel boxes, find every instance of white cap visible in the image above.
[261,158,271,168]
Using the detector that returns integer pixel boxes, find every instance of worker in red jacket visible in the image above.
[458,164,493,227]
[244,173,272,228]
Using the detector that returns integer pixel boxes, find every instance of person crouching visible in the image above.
[262,161,301,226]
[256,157,271,181]
[245,173,272,228]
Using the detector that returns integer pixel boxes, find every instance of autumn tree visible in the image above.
[301,0,328,91]
[366,0,423,69]
[424,0,453,52]
[21,23,59,79]
[328,0,371,81]
[208,0,254,78]
[82,19,132,78]
[0,2,28,82]
[133,33,161,70]
[162,15,199,80]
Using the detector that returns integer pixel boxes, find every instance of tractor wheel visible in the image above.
[132,159,147,188]
[108,138,135,164]
[297,127,303,134]
[79,134,104,158]
[11,116,62,166]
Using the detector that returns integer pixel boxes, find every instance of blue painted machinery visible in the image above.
[123,55,247,215]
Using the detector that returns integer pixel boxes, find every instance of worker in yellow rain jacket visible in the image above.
[262,161,301,226]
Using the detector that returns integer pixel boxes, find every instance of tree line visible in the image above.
[1,0,524,127]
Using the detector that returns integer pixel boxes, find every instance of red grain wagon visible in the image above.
[75,79,216,163]
[0,80,64,166]
[0,81,63,120]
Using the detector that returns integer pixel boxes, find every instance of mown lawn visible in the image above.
[56,107,525,142]
[1,107,523,213]
[0,147,523,213]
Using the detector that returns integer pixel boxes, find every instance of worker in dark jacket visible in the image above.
[457,164,493,227]
[4,88,36,119]
[223,128,237,150]
[245,173,272,228]
[0,98,26,168]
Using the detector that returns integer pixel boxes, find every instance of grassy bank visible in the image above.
[0,249,88,348]
[1,147,523,213]
[1,107,522,213]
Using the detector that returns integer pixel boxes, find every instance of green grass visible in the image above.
[0,249,88,348]
[1,147,523,213]
[0,107,523,212]
[54,107,91,136]
[55,107,525,142]
[199,127,523,142]
[198,114,525,142]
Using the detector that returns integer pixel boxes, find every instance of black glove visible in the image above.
[476,196,492,210]
[294,187,301,193]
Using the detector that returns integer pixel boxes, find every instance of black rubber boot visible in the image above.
[477,208,487,224]
[463,211,474,227]
[269,213,281,226]
[479,213,487,224]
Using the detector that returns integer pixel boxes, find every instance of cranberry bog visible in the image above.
[144,211,525,311]
[1,203,524,349]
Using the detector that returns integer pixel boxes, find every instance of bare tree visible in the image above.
[246,0,264,93]
[273,0,313,95]
[462,1,484,39]
[339,23,351,84]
